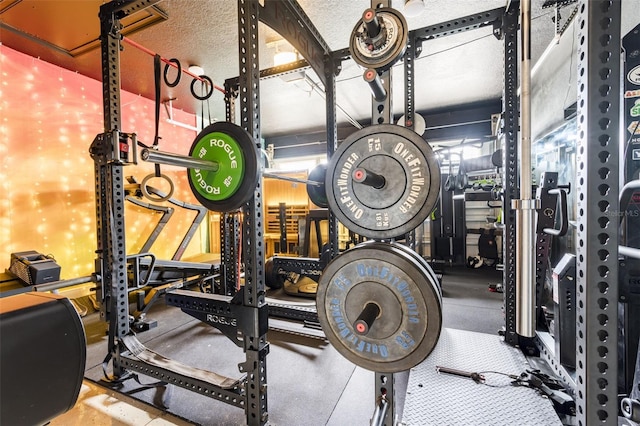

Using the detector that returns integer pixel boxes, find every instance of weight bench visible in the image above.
[126,255,220,331]
[128,254,218,288]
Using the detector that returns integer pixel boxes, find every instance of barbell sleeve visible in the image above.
[140,150,325,188]
[35,275,96,293]
[353,167,386,189]
[354,302,381,335]
[141,148,220,172]
[364,68,387,102]
[362,8,381,38]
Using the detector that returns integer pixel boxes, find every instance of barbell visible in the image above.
[141,122,441,241]
[141,148,325,187]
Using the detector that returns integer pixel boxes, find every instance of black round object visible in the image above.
[307,163,329,208]
[1,293,86,426]
[316,241,442,372]
[349,7,408,72]
[325,124,440,239]
[163,58,182,87]
[190,75,214,100]
[491,149,503,168]
[265,257,284,289]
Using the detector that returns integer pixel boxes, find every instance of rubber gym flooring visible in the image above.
[82,265,505,425]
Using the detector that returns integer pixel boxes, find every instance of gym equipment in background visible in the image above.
[123,181,220,331]
[265,209,330,298]
[8,251,61,285]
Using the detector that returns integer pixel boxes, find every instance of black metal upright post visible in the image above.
[574,1,620,423]
[500,0,520,345]
[94,0,164,378]
[237,1,269,424]
[370,3,398,423]
[222,82,241,297]
[326,57,340,258]
[404,32,418,251]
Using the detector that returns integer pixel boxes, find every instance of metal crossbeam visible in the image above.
[412,7,505,42]
[259,0,332,85]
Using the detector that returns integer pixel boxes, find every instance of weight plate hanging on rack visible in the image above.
[187,122,259,212]
[316,241,442,372]
[349,7,408,72]
[325,124,440,239]
[372,240,442,299]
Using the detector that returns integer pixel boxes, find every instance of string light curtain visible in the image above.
[0,45,202,278]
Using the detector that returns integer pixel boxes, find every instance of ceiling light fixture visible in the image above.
[188,65,204,76]
[403,0,425,17]
[268,38,299,67]
[273,51,298,66]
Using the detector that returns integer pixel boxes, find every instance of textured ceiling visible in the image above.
[0,0,581,138]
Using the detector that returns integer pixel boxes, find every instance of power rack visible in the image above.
[92,1,625,425]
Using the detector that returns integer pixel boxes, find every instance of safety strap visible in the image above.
[153,54,162,178]
[198,81,213,131]
[101,341,168,389]
[200,93,205,131]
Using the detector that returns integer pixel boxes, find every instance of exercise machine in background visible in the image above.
[124,177,220,331]
[265,208,330,298]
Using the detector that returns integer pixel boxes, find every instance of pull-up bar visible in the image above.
[121,36,226,95]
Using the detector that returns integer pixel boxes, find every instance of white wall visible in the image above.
[531,0,640,142]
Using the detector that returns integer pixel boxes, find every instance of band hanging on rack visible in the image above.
[163,58,181,87]
[191,75,214,101]
[138,54,174,203]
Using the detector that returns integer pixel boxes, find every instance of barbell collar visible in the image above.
[511,198,540,211]
[353,167,386,189]
[141,148,220,172]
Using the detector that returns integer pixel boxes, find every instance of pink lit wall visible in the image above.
[0,45,206,279]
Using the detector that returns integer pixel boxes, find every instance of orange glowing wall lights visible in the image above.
[0,45,209,279]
